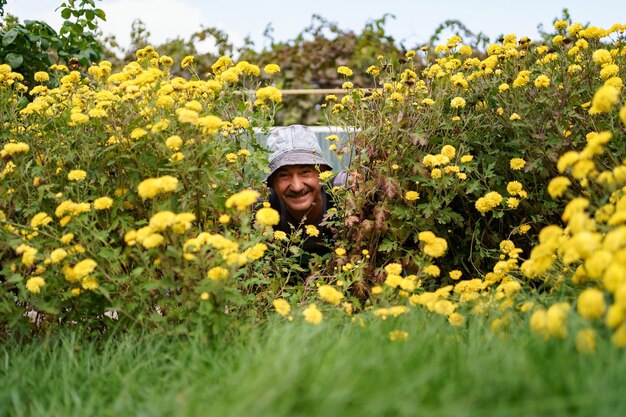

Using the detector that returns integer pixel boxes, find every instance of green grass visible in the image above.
[1,310,624,417]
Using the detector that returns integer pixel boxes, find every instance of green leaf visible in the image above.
[94,8,106,21]
[85,10,94,21]
[98,247,121,260]
[131,267,145,278]
[2,28,18,46]
[61,8,71,19]
[4,52,23,69]
[378,238,398,253]
[7,273,24,283]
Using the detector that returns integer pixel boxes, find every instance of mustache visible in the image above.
[285,188,311,198]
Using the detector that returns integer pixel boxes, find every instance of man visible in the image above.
[264,125,346,258]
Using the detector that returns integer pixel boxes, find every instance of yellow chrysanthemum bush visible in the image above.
[320,23,626,342]
[0,50,288,335]
[325,25,624,270]
[518,124,626,348]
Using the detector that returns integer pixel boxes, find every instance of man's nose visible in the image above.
[289,175,305,191]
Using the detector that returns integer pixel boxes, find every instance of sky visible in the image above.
[3,0,625,54]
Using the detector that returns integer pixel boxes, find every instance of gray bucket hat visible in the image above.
[265,125,331,183]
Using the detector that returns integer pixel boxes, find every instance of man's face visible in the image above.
[271,164,324,220]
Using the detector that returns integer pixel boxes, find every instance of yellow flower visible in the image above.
[423,237,448,258]
[589,85,619,114]
[73,258,97,280]
[49,248,68,264]
[448,313,465,327]
[441,145,456,159]
[33,71,50,83]
[337,66,353,77]
[509,113,521,121]
[384,263,403,275]
[232,117,250,129]
[263,64,281,75]
[67,170,87,181]
[475,191,503,213]
[305,225,320,237]
[218,214,231,224]
[207,266,229,281]
[150,211,176,231]
[159,55,174,66]
[405,191,419,201]
[576,328,597,353]
[449,270,463,280]
[507,198,520,209]
[335,247,346,256]
[318,285,344,305]
[255,86,282,104]
[613,324,626,347]
[507,181,524,195]
[303,303,323,325]
[244,243,268,260]
[592,49,612,65]
[142,233,165,249]
[534,75,551,88]
[273,298,291,317]
[255,207,280,226]
[26,277,46,294]
[225,189,260,211]
[211,56,233,74]
[70,113,89,124]
[93,196,113,210]
[273,230,287,241]
[165,135,183,150]
[2,142,29,155]
[424,265,441,277]
[181,55,194,69]
[197,115,224,135]
[450,97,466,109]
[31,212,53,228]
[137,176,179,199]
[510,158,526,170]
[547,176,571,199]
[600,64,619,80]
[319,171,333,181]
[81,276,99,290]
[156,95,175,108]
[577,288,606,320]
[60,233,74,244]
[388,330,409,341]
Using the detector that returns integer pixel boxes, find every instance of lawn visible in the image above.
[2,310,624,417]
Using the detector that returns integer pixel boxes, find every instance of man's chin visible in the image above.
[285,197,312,213]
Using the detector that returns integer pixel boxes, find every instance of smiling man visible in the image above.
[264,125,345,257]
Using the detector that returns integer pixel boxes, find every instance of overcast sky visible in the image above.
[3,0,624,53]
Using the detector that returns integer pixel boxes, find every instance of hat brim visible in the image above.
[265,150,331,183]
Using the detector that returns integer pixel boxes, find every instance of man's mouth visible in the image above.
[285,189,310,199]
